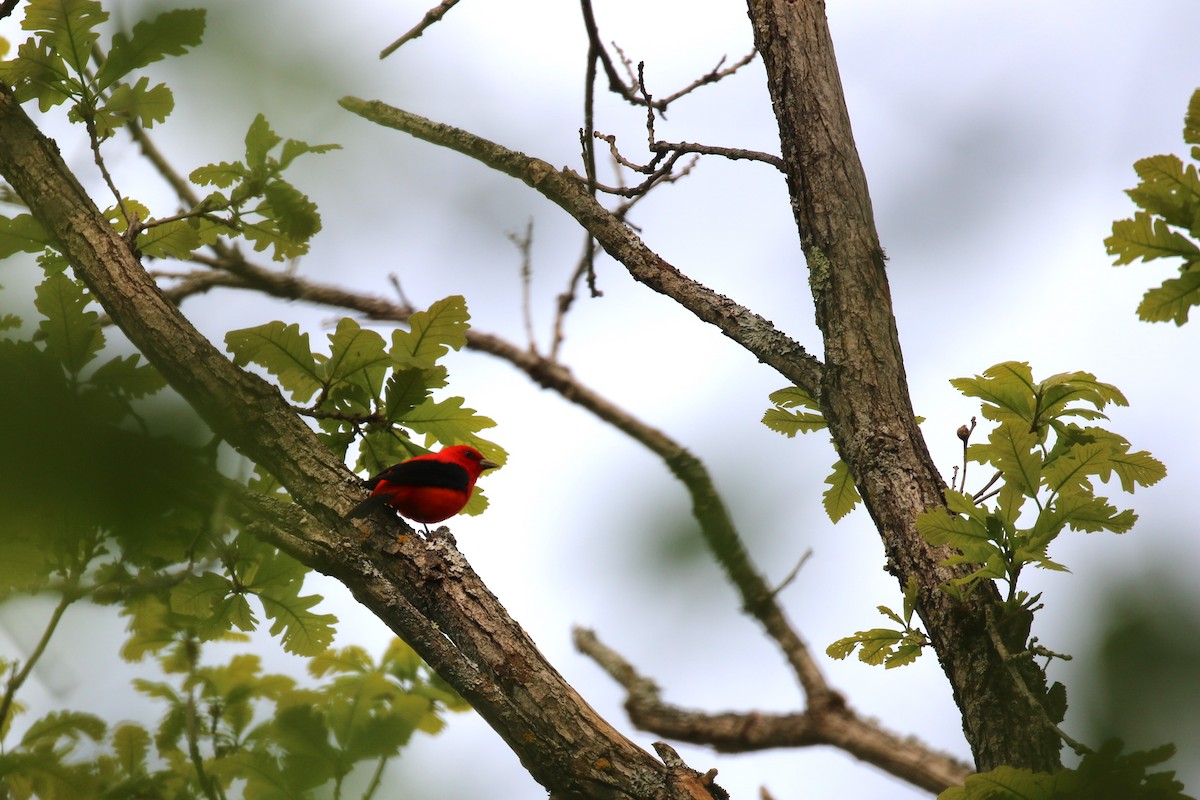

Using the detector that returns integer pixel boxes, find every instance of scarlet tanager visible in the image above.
[348,445,498,533]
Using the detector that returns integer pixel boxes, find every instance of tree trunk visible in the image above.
[745,0,1063,772]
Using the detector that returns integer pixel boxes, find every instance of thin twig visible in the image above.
[507,219,539,354]
[380,0,463,58]
[0,590,77,736]
[653,140,784,172]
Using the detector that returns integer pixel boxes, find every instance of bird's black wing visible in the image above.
[365,459,471,492]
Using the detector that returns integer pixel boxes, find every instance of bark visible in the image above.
[0,83,719,800]
[744,0,1062,771]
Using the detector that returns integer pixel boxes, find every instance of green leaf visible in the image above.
[111,723,150,777]
[245,113,281,168]
[245,550,337,656]
[950,362,1036,426]
[822,458,861,522]
[242,212,314,261]
[405,395,497,447]
[977,422,1041,496]
[1186,88,1200,148]
[1136,269,1200,325]
[916,505,997,562]
[95,8,206,91]
[136,217,203,259]
[320,317,389,392]
[169,571,231,617]
[1124,154,1200,230]
[762,385,826,436]
[87,353,166,399]
[383,367,440,420]
[226,321,322,402]
[280,137,342,168]
[0,38,75,108]
[262,180,322,241]
[22,0,108,75]
[0,214,53,258]
[34,271,103,373]
[390,295,471,369]
[190,161,247,188]
[21,710,106,749]
[1107,211,1200,266]
[95,76,174,132]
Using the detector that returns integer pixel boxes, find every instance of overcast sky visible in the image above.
[2,2,1199,798]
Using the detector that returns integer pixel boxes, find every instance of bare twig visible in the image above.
[653,140,784,172]
[506,218,539,353]
[380,0,463,59]
[578,0,755,114]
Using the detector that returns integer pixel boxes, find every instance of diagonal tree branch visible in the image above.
[0,82,721,800]
[338,96,825,404]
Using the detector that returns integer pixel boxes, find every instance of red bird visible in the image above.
[349,445,498,533]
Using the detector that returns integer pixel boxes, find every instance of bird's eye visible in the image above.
[466,449,481,461]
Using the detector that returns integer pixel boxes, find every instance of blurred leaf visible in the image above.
[22,0,107,76]
[95,8,206,91]
[390,294,470,369]
[34,271,103,374]
[0,214,53,259]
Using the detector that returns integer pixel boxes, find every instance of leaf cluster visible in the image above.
[0,0,204,134]
[0,0,337,264]
[0,641,464,800]
[826,576,928,668]
[1106,87,1200,324]
[761,385,862,522]
[0,265,476,795]
[918,361,1164,601]
[225,295,506,515]
[940,739,1193,800]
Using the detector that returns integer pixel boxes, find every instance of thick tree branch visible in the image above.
[574,628,972,795]
[744,0,1061,771]
[0,83,720,800]
[338,96,825,403]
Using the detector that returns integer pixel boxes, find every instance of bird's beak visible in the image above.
[479,458,500,472]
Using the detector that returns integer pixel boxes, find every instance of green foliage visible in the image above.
[0,0,203,128]
[226,295,506,516]
[0,0,334,263]
[940,740,1193,800]
[826,577,928,668]
[919,362,1164,600]
[0,268,467,796]
[188,113,340,260]
[762,385,862,522]
[0,640,464,800]
[1106,87,1200,324]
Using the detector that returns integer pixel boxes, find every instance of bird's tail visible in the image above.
[347,493,388,519]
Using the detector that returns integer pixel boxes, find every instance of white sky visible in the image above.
[2,1,1199,798]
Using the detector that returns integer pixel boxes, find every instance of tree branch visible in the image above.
[339,96,825,403]
[745,0,1061,771]
[574,628,972,795]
